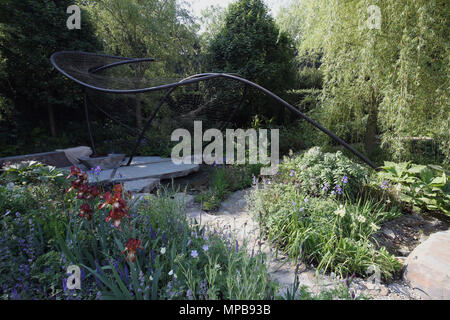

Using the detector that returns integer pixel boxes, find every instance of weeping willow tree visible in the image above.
[278,0,449,162]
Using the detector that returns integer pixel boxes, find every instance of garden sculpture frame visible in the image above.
[50,51,379,170]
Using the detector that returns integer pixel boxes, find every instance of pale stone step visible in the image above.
[123,178,160,194]
[79,157,200,183]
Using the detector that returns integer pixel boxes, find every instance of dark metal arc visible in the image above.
[50,52,379,170]
[89,57,155,73]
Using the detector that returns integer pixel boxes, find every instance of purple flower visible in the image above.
[202,244,209,252]
[342,176,348,184]
[90,166,102,176]
[335,184,343,195]
[380,180,389,190]
[322,183,329,191]
[200,279,208,299]
[149,226,157,240]
[191,250,198,258]
[289,170,295,177]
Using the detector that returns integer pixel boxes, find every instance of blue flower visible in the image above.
[289,170,295,177]
[191,250,198,258]
[380,180,389,190]
[202,244,209,252]
[90,166,102,175]
[342,176,348,184]
[186,289,194,300]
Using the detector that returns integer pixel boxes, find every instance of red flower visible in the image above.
[66,166,82,180]
[105,207,129,230]
[98,191,113,210]
[78,203,93,221]
[122,238,142,262]
[76,184,90,199]
[113,184,123,195]
[99,184,129,230]
[89,186,102,198]
[66,167,89,193]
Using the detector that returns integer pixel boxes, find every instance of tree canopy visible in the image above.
[278,0,449,161]
[206,0,297,124]
[0,0,101,138]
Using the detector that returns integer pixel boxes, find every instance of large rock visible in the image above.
[404,230,450,299]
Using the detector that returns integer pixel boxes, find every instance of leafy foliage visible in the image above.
[378,162,450,215]
[0,161,65,185]
[278,147,370,200]
[0,0,102,139]
[206,0,297,124]
[278,0,449,161]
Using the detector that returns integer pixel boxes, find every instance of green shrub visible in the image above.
[278,147,370,200]
[0,161,66,186]
[377,162,450,215]
[247,182,402,280]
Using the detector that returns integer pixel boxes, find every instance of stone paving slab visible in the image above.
[60,157,199,184]
[112,161,199,182]
[123,178,160,193]
[120,156,173,166]
[80,158,199,183]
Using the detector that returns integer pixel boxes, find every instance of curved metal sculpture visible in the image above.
[50,51,379,170]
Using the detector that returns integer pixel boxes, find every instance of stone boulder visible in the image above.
[404,230,450,299]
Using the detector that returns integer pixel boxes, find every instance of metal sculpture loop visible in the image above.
[50,51,379,170]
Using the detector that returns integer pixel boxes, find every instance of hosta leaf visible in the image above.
[408,165,427,174]
[429,175,447,187]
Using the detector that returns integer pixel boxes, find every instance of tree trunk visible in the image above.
[48,104,56,137]
[364,89,378,155]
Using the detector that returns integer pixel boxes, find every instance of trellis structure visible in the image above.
[50,51,378,170]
